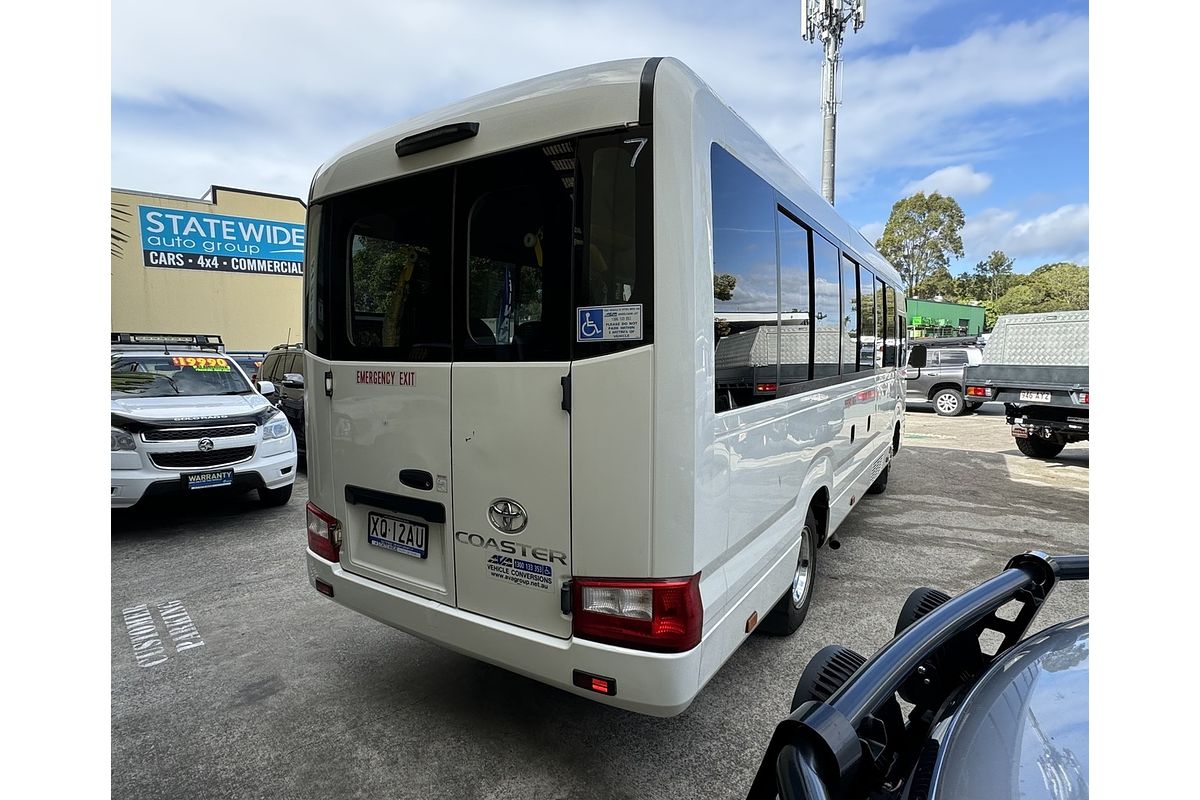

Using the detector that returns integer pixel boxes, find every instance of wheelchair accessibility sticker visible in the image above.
[577,304,643,342]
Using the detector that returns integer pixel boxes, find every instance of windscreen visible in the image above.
[111,354,253,397]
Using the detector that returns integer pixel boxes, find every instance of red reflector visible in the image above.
[573,670,617,696]
[306,501,341,562]
[315,579,334,597]
[572,574,703,653]
[756,383,778,393]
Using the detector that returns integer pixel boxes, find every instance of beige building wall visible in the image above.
[111,186,306,351]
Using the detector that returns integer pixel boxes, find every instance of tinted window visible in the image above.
[466,187,554,348]
[260,354,279,382]
[583,144,637,305]
[576,132,654,356]
[885,286,898,366]
[712,145,779,409]
[939,349,969,366]
[281,353,299,377]
[458,143,574,361]
[812,233,841,380]
[305,204,326,358]
[873,277,886,369]
[858,265,878,370]
[841,255,859,373]
[778,211,812,387]
[338,168,453,361]
[312,135,652,364]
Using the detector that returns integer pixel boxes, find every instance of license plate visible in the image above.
[1020,391,1052,403]
[367,512,428,559]
[183,469,234,490]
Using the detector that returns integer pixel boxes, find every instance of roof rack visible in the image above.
[111,332,225,353]
[910,335,981,348]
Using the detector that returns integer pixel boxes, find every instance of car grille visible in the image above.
[150,447,255,469]
[142,425,256,441]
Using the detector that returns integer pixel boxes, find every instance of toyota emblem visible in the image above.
[197,438,215,452]
[488,499,528,534]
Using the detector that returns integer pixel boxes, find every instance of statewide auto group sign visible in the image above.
[138,206,305,277]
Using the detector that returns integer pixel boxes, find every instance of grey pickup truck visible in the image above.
[963,310,1089,458]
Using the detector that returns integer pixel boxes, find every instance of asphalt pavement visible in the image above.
[111,404,1088,800]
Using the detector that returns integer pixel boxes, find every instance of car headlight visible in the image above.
[262,411,292,441]
[111,427,136,452]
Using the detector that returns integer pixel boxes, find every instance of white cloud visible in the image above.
[903,165,993,197]
[110,1,1088,205]
[963,203,1089,267]
[858,221,885,245]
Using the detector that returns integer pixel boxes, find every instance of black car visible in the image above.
[258,343,306,454]
[748,551,1088,800]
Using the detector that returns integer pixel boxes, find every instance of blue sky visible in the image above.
[111,0,1088,275]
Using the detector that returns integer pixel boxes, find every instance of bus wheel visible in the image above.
[867,464,889,495]
[760,509,818,636]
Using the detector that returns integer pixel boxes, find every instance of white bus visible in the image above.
[302,57,907,716]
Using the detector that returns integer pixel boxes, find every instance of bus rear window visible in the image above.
[330,168,454,362]
[308,130,652,363]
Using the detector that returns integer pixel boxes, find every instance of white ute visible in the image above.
[111,333,298,509]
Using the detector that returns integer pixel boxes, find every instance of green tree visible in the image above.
[993,262,1089,316]
[982,300,999,331]
[913,266,960,302]
[954,270,984,302]
[714,273,736,301]
[974,250,1016,302]
[875,192,965,296]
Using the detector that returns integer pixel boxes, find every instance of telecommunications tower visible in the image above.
[801,0,866,205]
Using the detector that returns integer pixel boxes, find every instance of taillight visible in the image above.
[966,385,992,398]
[571,574,702,653]
[1080,392,1089,404]
[755,382,778,394]
[306,501,341,562]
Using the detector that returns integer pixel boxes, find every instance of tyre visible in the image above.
[867,464,889,495]
[1015,436,1065,459]
[258,483,294,507]
[760,509,819,636]
[932,388,965,417]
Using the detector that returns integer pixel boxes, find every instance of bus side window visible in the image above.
[811,234,841,380]
[777,211,812,389]
[711,144,779,411]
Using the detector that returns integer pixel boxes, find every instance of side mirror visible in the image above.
[282,373,305,389]
[907,345,927,369]
[257,380,277,396]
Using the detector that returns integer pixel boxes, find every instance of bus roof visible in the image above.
[310,58,650,202]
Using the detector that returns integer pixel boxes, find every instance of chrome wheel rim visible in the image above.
[791,526,813,607]
[937,393,959,413]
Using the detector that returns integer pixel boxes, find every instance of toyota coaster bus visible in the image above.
[302,57,907,716]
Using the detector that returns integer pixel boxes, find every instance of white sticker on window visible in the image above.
[577,304,643,342]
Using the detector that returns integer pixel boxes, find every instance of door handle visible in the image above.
[399,469,434,491]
